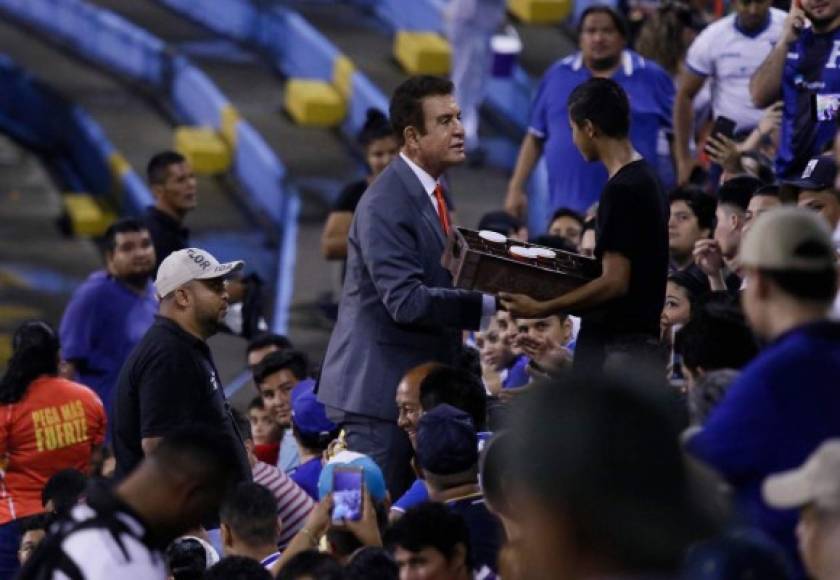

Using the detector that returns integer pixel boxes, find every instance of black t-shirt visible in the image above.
[112,317,251,486]
[586,159,668,336]
[446,494,503,573]
[143,207,190,273]
[333,180,369,213]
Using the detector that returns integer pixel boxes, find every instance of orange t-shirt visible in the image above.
[0,375,106,522]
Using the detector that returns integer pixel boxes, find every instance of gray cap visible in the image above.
[739,207,835,272]
[763,439,840,511]
[155,248,244,298]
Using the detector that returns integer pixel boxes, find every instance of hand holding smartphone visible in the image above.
[331,466,364,524]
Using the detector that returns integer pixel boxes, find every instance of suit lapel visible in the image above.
[393,157,447,248]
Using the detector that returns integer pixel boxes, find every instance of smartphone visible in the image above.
[331,466,364,523]
[704,116,737,156]
[811,93,840,122]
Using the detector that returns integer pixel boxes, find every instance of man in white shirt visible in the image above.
[674,0,785,184]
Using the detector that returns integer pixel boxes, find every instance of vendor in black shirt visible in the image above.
[112,247,251,489]
[500,78,668,373]
[143,151,196,273]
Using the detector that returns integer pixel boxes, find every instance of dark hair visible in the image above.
[220,483,278,547]
[358,109,395,148]
[42,469,87,516]
[667,268,710,302]
[0,321,59,404]
[344,547,399,580]
[550,207,585,229]
[19,512,54,534]
[248,395,265,412]
[567,78,630,138]
[153,425,241,497]
[477,210,523,237]
[675,300,758,372]
[762,268,838,302]
[384,503,473,568]
[165,537,208,580]
[669,186,717,232]
[291,422,341,453]
[717,176,762,213]
[531,234,579,253]
[147,150,186,185]
[419,366,487,431]
[246,333,294,357]
[253,349,309,385]
[578,5,629,38]
[205,556,272,580]
[753,184,780,199]
[103,218,148,254]
[276,550,344,580]
[327,502,390,558]
[506,374,717,572]
[454,344,482,379]
[389,76,454,145]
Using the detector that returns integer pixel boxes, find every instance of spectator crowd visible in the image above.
[3,0,840,578]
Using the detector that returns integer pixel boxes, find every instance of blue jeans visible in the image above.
[0,519,22,578]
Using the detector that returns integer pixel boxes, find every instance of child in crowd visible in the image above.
[248,397,282,467]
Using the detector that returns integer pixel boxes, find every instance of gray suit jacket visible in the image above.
[317,156,484,421]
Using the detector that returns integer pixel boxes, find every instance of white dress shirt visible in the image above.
[399,153,496,326]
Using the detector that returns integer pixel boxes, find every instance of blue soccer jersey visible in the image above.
[778,26,840,178]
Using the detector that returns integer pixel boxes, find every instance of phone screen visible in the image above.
[331,467,363,523]
[812,93,840,122]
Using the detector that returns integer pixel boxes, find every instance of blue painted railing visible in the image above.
[0,0,298,332]
[0,54,153,215]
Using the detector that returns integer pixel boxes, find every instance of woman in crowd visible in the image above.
[661,269,709,344]
[0,321,106,577]
[321,109,398,262]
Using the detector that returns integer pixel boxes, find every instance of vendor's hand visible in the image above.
[693,238,724,277]
[498,293,546,319]
[705,134,741,173]
[340,491,382,547]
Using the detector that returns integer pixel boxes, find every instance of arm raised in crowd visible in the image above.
[504,133,544,220]
[674,71,707,185]
[750,5,805,108]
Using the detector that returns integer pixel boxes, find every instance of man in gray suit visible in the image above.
[317,76,496,496]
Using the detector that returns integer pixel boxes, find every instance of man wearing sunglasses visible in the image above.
[112,248,252,496]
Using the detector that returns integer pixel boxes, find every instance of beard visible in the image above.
[121,271,152,289]
[807,10,836,28]
[588,54,621,72]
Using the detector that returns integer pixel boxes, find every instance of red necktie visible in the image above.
[433,184,451,236]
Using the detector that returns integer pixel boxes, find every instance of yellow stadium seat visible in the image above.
[173,126,232,175]
[63,194,116,237]
[508,0,572,24]
[393,31,451,75]
[283,79,346,127]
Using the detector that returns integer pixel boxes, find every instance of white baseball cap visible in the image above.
[739,207,835,272]
[155,248,244,298]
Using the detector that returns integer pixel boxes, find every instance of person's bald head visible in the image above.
[396,362,442,448]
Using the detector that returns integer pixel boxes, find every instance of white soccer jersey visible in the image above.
[685,9,785,131]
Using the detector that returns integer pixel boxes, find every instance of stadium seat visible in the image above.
[63,194,116,237]
[283,79,346,127]
[173,126,232,174]
[508,0,572,24]
[393,31,451,75]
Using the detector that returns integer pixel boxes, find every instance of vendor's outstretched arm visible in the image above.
[499,252,630,318]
